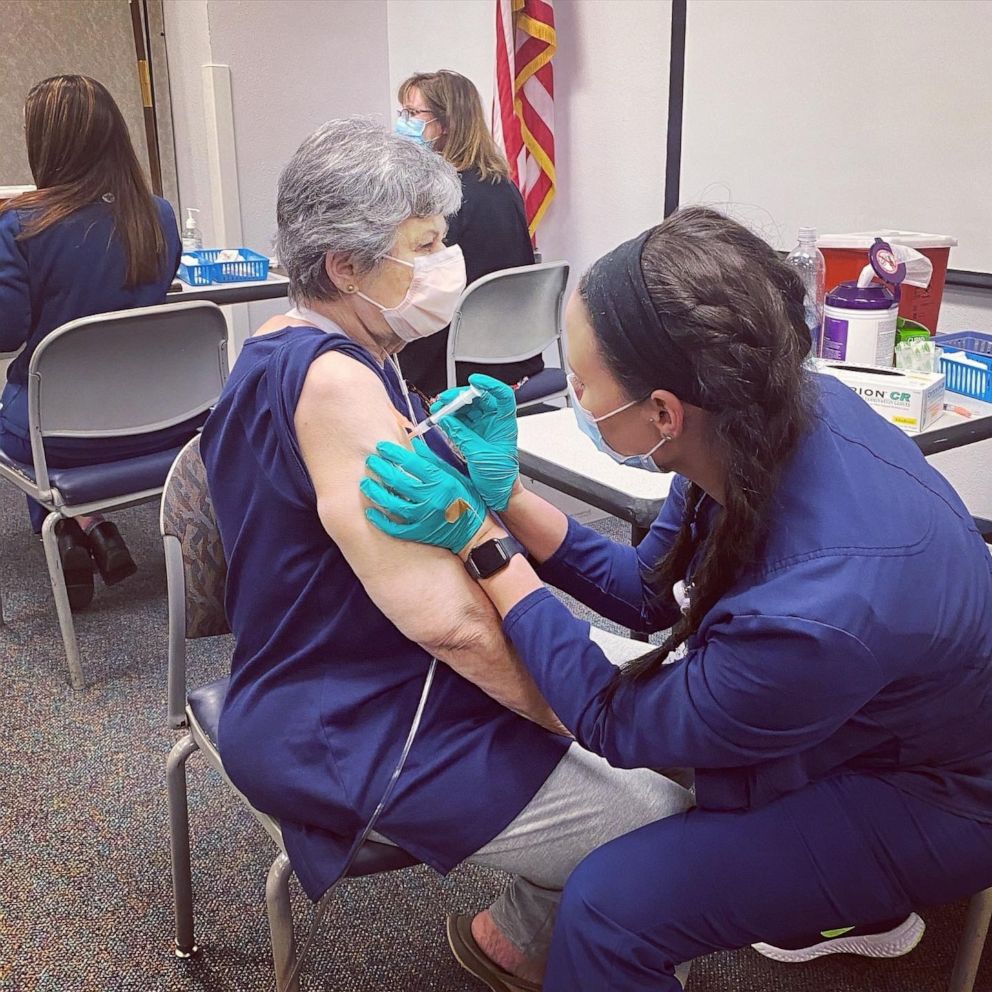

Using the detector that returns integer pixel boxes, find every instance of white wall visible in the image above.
[163,0,215,241]
[537,0,671,298]
[680,0,992,272]
[208,0,390,263]
[165,0,670,326]
[386,0,493,115]
[938,287,992,336]
[164,0,390,334]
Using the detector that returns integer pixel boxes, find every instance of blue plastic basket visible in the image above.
[178,248,270,286]
[937,331,992,402]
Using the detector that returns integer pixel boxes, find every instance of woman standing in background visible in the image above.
[0,75,189,610]
[394,70,541,399]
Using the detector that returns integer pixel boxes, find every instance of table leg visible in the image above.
[630,522,650,642]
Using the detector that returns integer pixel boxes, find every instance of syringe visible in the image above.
[408,384,482,439]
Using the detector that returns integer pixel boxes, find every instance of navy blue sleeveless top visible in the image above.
[200,325,568,900]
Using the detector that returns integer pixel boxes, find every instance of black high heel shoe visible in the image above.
[55,519,95,611]
[84,521,137,586]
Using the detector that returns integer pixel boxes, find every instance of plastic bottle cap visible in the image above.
[797,226,817,242]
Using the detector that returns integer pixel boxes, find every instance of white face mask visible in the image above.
[357,245,466,342]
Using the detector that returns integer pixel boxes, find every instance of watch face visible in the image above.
[472,539,510,575]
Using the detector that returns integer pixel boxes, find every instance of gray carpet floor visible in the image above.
[1,493,988,992]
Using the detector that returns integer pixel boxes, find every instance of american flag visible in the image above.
[492,0,557,238]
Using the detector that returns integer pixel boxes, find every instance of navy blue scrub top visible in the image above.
[200,325,568,900]
[507,375,992,821]
[0,196,181,439]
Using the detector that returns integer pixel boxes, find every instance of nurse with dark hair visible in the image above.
[363,206,992,990]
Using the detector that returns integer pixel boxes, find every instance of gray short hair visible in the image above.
[276,116,463,302]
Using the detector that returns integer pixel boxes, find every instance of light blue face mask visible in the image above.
[567,374,669,473]
[394,114,435,146]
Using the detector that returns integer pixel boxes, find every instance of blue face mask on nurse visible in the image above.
[566,372,671,472]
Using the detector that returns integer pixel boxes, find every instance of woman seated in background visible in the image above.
[0,75,188,610]
[394,69,541,400]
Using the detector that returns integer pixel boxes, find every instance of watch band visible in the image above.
[464,535,525,580]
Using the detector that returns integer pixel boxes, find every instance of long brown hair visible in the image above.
[581,207,814,678]
[398,70,509,183]
[0,75,167,286]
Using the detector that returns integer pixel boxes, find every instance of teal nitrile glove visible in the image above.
[361,438,487,555]
[431,374,519,512]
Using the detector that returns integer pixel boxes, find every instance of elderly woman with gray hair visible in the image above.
[199,118,690,990]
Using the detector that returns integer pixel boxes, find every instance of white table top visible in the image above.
[919,395,992,429]
[166,272,290,305]
[909,394,992,455]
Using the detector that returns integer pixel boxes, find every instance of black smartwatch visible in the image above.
[464,535,524,580]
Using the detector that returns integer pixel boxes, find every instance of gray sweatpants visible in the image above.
[465,742,692,960]
[374,742,690,961]
[376,628,692,963]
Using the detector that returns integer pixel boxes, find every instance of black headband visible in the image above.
[582,229,713,410]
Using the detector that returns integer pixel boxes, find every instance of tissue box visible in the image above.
[816,360,945,434]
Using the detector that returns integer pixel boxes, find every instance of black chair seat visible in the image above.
[187,677,419,878]
[514,367,567,405]
[0,444,185,506]
[347,837,419,876]
[188,677,229,746]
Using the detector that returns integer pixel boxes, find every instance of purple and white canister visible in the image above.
[822,281,898,367]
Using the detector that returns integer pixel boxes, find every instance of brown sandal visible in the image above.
[445,915,542,992]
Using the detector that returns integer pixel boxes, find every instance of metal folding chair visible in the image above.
[446,261,570,408]
[949,887,992,992]
[161,436,418,992]
[0,301,228,688]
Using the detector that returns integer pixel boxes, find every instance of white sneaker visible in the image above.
[752,913,926,963]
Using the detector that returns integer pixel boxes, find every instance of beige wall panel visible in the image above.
[0,0,149,184]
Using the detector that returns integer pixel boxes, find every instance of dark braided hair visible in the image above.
[580,206,814,677]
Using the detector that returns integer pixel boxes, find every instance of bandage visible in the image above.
[444,498,472,523]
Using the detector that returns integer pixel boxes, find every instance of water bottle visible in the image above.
[784,227,826,357]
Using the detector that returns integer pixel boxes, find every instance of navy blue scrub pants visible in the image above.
[545,773,992,991]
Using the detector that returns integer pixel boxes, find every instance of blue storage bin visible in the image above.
[937,331,992,402]
[178,248,270,286]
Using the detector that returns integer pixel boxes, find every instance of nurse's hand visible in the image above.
[361,438,488,555]
[432,374,519,512]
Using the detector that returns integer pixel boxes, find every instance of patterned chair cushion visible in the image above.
[161,436,230,638]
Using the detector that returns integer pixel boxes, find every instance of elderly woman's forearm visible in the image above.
[419,597,570,735]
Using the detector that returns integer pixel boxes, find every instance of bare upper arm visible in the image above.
[295,351,489,647]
